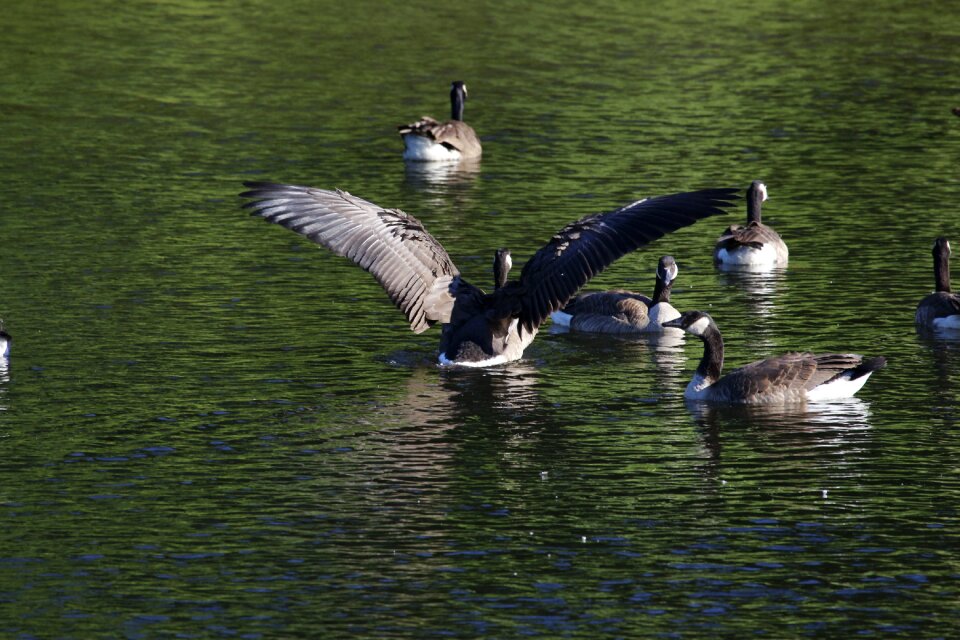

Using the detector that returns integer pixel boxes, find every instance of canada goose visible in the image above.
[0,325,10,358]
[916,237,960,330]
[398,81,482,162]
[714,180,788,267]
[663,311,886,404]
[240,182,737,367]
[550,255,682,333]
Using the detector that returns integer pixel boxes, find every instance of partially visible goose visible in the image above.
[714,180,788,268]
[0,324,10,358]
[241,183,737,367]
[663,311,886,404]
[916,237,960,330]
[398,81,482,162]
[550,256,682,334]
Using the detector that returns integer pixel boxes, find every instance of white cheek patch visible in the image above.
[662,264,678,283]
[758,182,768,201]
[686,316,711,336]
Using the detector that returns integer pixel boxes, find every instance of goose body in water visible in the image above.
[398,81,482,162]
[550,256,682,333]
[916,237,960,330]
[241,183,737,366]
[714,180,788,268]
[663,311,885,404]
[0,328,9,359]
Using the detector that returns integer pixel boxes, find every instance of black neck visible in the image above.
[747,188,763,224]
[935,248,952,293]
[651,277,672,304]
[696,326,724,382]
[493,250,511,290]
[451,86,465,121]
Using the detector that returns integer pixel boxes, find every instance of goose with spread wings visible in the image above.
[240,182,737,366]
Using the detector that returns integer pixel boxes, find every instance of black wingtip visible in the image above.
[853,356,887,379]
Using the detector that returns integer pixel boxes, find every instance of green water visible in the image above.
[1,0,959,637]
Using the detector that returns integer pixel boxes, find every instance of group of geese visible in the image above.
[236,81,955,405]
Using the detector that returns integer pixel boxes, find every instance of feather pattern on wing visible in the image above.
[518,188,738,332]
[241,182,460,334]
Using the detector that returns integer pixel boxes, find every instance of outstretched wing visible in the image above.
[240,182,460,334]
[518,188,738,332]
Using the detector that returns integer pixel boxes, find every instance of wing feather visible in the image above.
[518,188,738,332]
[240,182,460,334]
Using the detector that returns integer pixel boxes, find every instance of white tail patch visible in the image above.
[806,372,874,401]
[402,135,461,162]
[933,315,960,330]
[715,243,780,267]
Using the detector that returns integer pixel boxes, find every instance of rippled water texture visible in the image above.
[1,0,959,637]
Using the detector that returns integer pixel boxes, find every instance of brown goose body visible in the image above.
[664,311,885,404]
[241,183,737,366]
[714,181,788,267]
[551,256,681,334]
[916,237,960,329]
[399,81,482,161]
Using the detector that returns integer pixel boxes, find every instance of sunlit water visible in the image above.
[1,0,959,637]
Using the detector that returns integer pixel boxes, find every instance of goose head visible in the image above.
[493,248,512,290]
[450,81,468,121]
[746,180,767,224]
[652,255,678,304]
[934,237,951,260]
[657,255,678,287]
[662,310,716,337]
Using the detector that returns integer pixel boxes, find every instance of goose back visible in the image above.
[398,81,482,161]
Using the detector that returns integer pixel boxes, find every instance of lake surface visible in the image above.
[2,0,959,637]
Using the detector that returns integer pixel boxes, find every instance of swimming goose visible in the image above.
[241,182,737,366]
[916,237,960,330]
[663,311,886,404]
[550,255,682,333]
[398,81,482,162]
[0,325,10,358]
[713,180,788,267]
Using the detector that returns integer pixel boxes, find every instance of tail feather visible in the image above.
[851,356,887,380]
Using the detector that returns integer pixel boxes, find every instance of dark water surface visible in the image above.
[2,0,959,637]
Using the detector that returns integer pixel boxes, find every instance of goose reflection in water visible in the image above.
[686,397,873,433]
[403,155,481,191]
[717,266,787,315]
[685,398,874,485]
[389,360,544,430]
